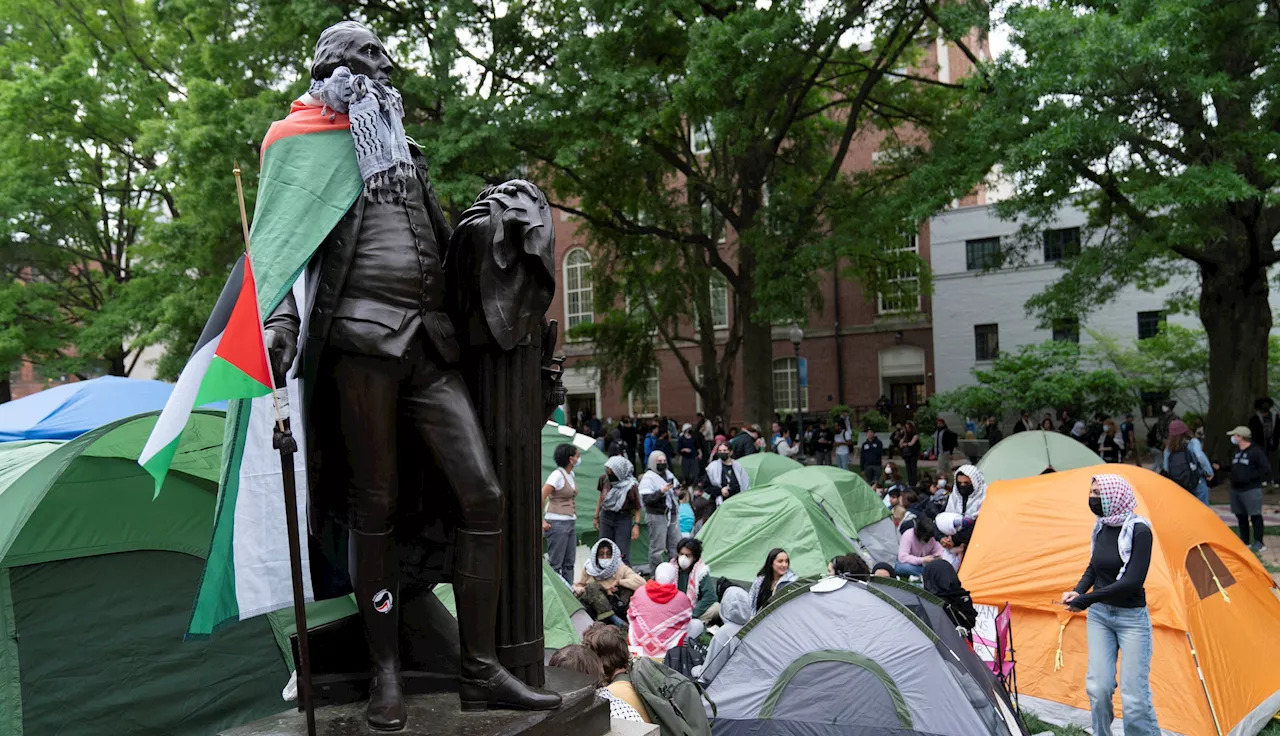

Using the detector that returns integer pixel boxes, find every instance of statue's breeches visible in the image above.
[327,339,505,534]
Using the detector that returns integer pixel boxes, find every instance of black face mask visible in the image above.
[656,463,668,474]
[717,452,730,462]
[1089,497,1104,517]
[957,482,974,497]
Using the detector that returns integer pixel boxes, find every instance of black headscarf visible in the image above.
[922,560,977,635]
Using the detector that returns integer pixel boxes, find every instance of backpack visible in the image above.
[662,640,707,679]
[1165,449,1200,492]
[620,657,714,736]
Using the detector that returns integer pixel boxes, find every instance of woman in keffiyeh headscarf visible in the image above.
[946,464,987,517]
[573,538,644,626]
[1060,474,1158,736]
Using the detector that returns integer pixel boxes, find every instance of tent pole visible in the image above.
[273,410,316,736]
[1186,631,1222,736]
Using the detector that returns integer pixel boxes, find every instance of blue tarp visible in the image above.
[0,376,223,441]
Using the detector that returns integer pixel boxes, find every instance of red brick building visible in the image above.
[548,36,990,429]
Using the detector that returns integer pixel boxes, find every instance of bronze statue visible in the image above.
[263,21,562,732]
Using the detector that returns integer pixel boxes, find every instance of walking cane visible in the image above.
[234,162,317,736]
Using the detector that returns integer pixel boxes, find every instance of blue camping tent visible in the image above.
[0,376,220,441]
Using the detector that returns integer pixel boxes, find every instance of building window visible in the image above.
[1052,318,1080,344]
[564,249,593,331]
[965,237,1002,271]
[974,324,999,362]
[772,357,809,414]
[709,273,729,329]
[692,120,713,154]
[701,201,727,244]
[1043,227,1081,263]
[1137,311,1164,340]
[629,367,660,417]
[878,233,922,314]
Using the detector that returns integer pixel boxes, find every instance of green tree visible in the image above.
[933,341,1135,421]
[904,0,1280,458]
[1089,325,1211,415]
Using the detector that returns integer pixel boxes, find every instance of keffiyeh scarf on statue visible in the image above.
[1090,473,1151,578]
[307,66,413,202]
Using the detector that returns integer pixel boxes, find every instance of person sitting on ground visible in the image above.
[672,538,717,621]
[748,548,797,615]
[829,553,871,580]
[549,644,644,723]
[626,562,693,659]
[896,514,944,579]
[582,623,652,724]
[690,485,714,533]
[690,585,751,686]
[946,465,988,517]
[705,442,750,506]
[574,538,645,626]
[677,490,695,536]
[872,562,896,579]
[923,559,978,642]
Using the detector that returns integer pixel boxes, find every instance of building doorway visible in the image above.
[888,382,926,426]
[566,394,598,433]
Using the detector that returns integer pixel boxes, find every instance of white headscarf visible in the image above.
[654,562,679,585]
[946,464,988,517]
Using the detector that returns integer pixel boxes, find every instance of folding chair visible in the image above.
[986,603,1018,707]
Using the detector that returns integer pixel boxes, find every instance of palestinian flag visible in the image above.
[139,256,273,491]
[152,94,366,636]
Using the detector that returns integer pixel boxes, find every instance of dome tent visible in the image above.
[697,482,856,583]
[705,576,1025,736]
[976,430,1103,483]
[773,465,900,565]
[961,465,1280,736]
[734,452,803,485]
[0,375,225,441]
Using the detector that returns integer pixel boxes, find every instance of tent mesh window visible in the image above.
[1185,544,1236,600]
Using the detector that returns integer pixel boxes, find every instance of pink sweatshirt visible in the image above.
[898,527,945,565]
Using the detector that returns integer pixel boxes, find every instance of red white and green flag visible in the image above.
[140,93,366,635]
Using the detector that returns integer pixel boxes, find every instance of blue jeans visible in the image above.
[894,562,924,578]
[1086,604,1159,736]
[836,453,850,471]
[1193,479,1211,506]
[544,518,577,583]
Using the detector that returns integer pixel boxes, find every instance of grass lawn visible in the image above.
[1021,711,1280,735]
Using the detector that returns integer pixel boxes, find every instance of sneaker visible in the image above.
[1250,541,1268,554]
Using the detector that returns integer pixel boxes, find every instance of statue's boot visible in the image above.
[351,529,408,731]
[455,529,562,712]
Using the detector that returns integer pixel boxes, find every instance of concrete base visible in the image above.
[221,668,608,736]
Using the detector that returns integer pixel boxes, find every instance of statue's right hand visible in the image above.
[264,327,297,384]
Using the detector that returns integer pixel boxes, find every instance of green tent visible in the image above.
[771,466,900,564]
[540,422,649,553]
[697,482,854,584]
[976,430,1105,483]
[433,559,587,652]
[735,453,803,485]
[0,412,290,736]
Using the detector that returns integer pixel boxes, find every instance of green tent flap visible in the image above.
[735,453,803,485]
[772,466,890,536]
[976,430,1105,483]
[698,483,854,583]
[433,559,584,650]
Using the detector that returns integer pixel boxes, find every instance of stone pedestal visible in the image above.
[220,668,608,736]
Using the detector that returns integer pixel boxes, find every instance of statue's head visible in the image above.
[310,21,394,83]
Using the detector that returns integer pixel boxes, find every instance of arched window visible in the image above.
[772,358,808,414]
[564,249,593,331]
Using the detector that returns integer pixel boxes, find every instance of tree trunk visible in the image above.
[108,350,127,376]
[737,264,775,430]
[0,378,10,404]
[1200,257,1271,462]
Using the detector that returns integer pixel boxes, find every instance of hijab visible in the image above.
[601,455,637,512]
[1090,473,1150,578]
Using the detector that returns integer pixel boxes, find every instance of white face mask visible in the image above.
[597,556,611,566]
[884,466,892,475]
[1231,436,1241,446]
[678,554,692,570]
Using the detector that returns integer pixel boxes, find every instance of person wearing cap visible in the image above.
[1162,419,1214,505]
[1225,425,1269,552]
[1247,397,1280,487]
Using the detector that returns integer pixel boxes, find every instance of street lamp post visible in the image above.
[788,322,804,436]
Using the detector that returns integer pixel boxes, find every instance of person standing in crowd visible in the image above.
[548,645,645,723]
[697,412,715,443]
[619,416,639,468]
[1098,419,1125,464]
[642,423,660,464]
[888,423,903,460]
[770,421,783,449]
[933,418,958,479]
[640,451,681,570]
[899,420,921,486]
[706,442,750,506]
[595,454,642,564]
[983,416,1004,447]
[1148,400,1178,472]
[656,428,676,463]
[673,538,717,620]
[1162,420,1213,505]
[574,538,645,626]
[946,464,988,518]
[1062,474,1158,736]
[1040,415,1055,432]
[542,444,580,583]
[896,514,944,579]
[1013,410,1034,434]
[775,426,801,458]
[627,562,693,659]
[814,418,834,466]
[876,394,892,416]
[1248,397,1279,486]
[678,424,701,482]
[691,585,750,685]
[861,429,885,486]
[729,425,759,458]
[582,623,653,724]
[834,419,853,470]
[1120,414,1137,463]
[749,548,797,615]
[1225,426,1269,552]
[1071,421,1089,445]
[923,559,978,641]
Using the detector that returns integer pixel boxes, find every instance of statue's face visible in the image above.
[340,26,394,83]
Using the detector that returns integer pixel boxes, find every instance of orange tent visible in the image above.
[960,465,1280,736]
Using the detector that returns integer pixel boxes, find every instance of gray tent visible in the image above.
[706,576,1025,736]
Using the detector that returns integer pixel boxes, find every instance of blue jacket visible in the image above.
[1164,438,1214,484]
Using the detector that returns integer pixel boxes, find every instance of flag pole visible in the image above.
[234,162,317,736]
